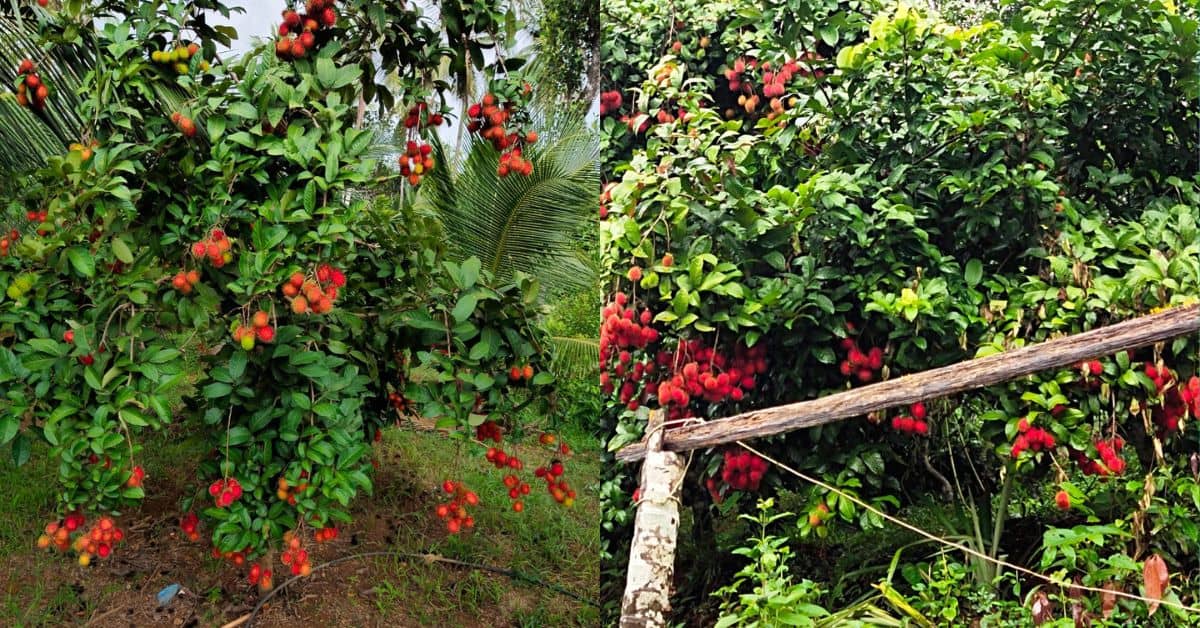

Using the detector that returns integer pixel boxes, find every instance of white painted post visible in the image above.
[619,410,686,627]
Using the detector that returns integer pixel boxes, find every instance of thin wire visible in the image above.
[241,550,599,627]
[735,440,1200,614]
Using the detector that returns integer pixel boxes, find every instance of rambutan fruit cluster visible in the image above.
[1071,437,1126,476]
[599,90,623,117]
[838,329,884,383]
[721,449,768,491]
[275,0,338,60]
[475,420,503,444]
[891,401,929,435]
[1011,417,1055,457]
[1146,363,1187,434]
[535,460,576,507]
[189,228,233,268]
[15,59,48,111]
[208,477,244,507]
[279,264,345,315]
[402,102,445,129]
[464,92,538,177]
[435,480,478,533]
[397,140,435,186]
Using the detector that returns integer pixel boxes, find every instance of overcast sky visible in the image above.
[213,3,276,56]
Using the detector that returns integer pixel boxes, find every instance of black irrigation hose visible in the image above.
[243,550,600,626]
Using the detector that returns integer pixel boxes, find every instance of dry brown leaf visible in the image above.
[1101,582,1120,619]
[1143,554,1170,616]
[1069,576,1083,600]
[1031,590,1054,625]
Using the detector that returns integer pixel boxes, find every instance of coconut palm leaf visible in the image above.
[419,105,598,298]
[550,334,599,379]
[0,10,93,173]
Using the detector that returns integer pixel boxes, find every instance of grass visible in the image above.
[373,422,601,625]
[0,418,600,626]
[0,444,55,558]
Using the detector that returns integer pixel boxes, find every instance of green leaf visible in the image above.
[460,257,482,288]
[225,426,252,446]
[203,382,233,398]
[228,102,257,120]
[402,310,447,332]
[101,367,123,388]
[298,364,331,379]
[308,440,335,464]
[474,373,494,390]
[819,25,839,46]
[66,248,95,278]
[469,328,499,360]
[119,408,149,427]
[256,225,289,250]
[316,58,337,88]
[452,293,479,323]
[325,140,341,182]
[965,259,983,287]
[28,339,65,356]
[227,132,256,148]
[228,352,247,380]
[84,367,103,391]
[111,237,134,264]
[0,415,17,445]
[331,66,361,89]
[10,434,30,466]
[303,180,317,213]
[207,115,227,141]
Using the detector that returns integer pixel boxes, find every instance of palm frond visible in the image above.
[549,334,599,379]
[419,105,599,298]
[0,11,93,173]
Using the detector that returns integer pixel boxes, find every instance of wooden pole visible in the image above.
[616,304,1200,463]
[620,410,686,627]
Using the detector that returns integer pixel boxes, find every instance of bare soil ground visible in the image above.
[0,425,600,627]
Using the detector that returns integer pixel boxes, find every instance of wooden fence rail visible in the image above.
[616,304,1200,463]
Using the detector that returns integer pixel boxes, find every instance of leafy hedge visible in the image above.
[599,0,1200,623]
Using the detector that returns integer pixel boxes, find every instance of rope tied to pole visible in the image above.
[632,416,706,509]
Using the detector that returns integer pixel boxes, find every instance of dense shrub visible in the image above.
[600,0,1200,623]
[0,0,568,588]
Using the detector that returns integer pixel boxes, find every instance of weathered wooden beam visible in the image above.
[619,410,686,627]
[616,304,1200,463]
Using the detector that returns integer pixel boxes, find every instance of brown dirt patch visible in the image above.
[0,429,598,627]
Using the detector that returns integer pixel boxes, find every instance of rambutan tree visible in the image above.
[600,0,1200,623]
[0,0,572,591]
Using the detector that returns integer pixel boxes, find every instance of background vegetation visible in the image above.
[0,0,599,624]
[599,0,1200,625]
